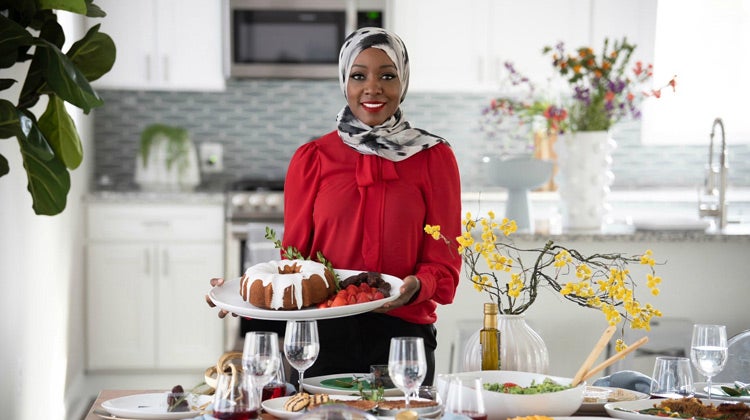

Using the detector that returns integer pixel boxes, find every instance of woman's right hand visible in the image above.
[205,277,236,319]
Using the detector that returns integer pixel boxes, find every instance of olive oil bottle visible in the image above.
[480,302,501,370]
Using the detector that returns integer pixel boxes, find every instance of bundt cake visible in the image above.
[239,260,336,310]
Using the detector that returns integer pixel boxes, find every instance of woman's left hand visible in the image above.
[375,275,420,312]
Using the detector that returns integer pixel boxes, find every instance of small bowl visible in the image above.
[438,370,585,419]
[370,364,395,389]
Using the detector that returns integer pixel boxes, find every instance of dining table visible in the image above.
[84,389,283,420]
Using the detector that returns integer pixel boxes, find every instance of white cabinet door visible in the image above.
[485,0,591,87]
[391,0,490,91]
[87,243,156,370]
[90,0,224,91]
[157,242,223,369]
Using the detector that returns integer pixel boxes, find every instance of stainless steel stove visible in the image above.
[224,178,286,350]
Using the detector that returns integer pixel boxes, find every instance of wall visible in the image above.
[90,80,750,193]
[0,13,91,420]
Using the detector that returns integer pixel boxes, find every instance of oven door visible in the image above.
[223,221,287,350]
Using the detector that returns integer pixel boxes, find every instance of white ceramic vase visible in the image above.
[487,156,554,233]
[555,131,616,231]
[463,314,549,373]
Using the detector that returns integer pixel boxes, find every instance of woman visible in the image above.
[282,27,461,385]
[210,27,461,385]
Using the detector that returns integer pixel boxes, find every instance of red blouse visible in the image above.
[282,131,462,324]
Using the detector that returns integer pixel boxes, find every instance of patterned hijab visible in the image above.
[336,27,446,162]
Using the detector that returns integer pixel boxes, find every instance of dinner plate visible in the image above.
[694,381,750,401]
[604,397,735,420]
[575,387,650,415]
[262,395,362,419]
[302,373,402,396]
[208,269,402,320]
[100,392,211,419]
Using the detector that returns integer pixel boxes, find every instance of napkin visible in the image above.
[593,370,655,394]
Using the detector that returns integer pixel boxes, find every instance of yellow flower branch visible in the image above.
[425,211,664,346]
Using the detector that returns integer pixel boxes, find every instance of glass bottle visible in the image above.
[480,303,500,370]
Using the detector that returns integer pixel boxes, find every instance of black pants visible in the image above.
[243,313,437,386]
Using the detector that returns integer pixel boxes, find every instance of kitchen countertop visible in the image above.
[85,188,750,241]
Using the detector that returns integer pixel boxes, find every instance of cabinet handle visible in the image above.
[145,54,151,81]
[141,220,170,228]
[162,249,169,276]
[163,55,169,82]
[144,249,151,275]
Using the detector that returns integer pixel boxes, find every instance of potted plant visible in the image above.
[135,123,201,192]
[0,0,115,215]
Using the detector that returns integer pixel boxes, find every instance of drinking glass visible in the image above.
[262,352,287,401]
[284,320,320,392]
[388,336,427,409]
[690,324,728,402]
[444,376,487,420]
[650,356,694,398]
[212,370,257,419]
[242,331,281,413]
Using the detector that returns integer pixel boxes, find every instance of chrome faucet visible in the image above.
[699,117,728,228]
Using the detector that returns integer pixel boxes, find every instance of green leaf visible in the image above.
[0,154,9,178]
[84,0,107,18]
[0,79,17,91]
[36,38,103,113]
[67,24,116,82]
[38,95,83,169]
[38,0,87,15]
[0,14,36,69]
[17,134,71,215]
[0,99,22,139]
[18,110,55,161]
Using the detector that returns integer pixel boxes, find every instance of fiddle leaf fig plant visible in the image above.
[0,0,115,215]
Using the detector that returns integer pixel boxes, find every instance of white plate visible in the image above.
[604,397,734,420]
[208,269,402,320]
[302,373,402,396]
[694,381,750,401]
[262,395,361,419]
[576,387,650,415]
[100,392,211,419]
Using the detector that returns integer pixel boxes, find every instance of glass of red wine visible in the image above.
[444,376,487,420]
[262,352,287,401]
[212,369,258,420]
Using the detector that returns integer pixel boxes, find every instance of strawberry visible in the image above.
[331,294,348,307]
[355,292,370,304]
[345,284,359,295]
[372,291,385,300]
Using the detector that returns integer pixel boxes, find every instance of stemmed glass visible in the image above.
[690,324,728,402]
[388,336,427,409]
[243,331,281,415]
[284,320,320,392]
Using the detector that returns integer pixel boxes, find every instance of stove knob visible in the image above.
[231,193,247,207]
[265,193,283,208]
[248,193,265,208]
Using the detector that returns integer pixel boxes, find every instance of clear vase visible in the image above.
[555,130,616,231]
[463,314,549,373]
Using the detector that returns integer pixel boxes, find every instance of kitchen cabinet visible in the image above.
[86,202,224,371]
[390,0,655,92]
[88,0,225,91]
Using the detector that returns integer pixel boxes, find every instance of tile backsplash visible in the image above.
[92,79,749,192]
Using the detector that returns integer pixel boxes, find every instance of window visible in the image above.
[641,0,750,144]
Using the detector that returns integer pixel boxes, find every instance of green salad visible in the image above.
[484,378,572,394]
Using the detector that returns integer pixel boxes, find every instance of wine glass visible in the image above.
[690,324,728,402]
[388,336,427,409]
[444,376,487,420]
[243,331,281,414]
[212,369,257,419]
[284,320,320,392]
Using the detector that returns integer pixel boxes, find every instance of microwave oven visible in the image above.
[226,0,387,79]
